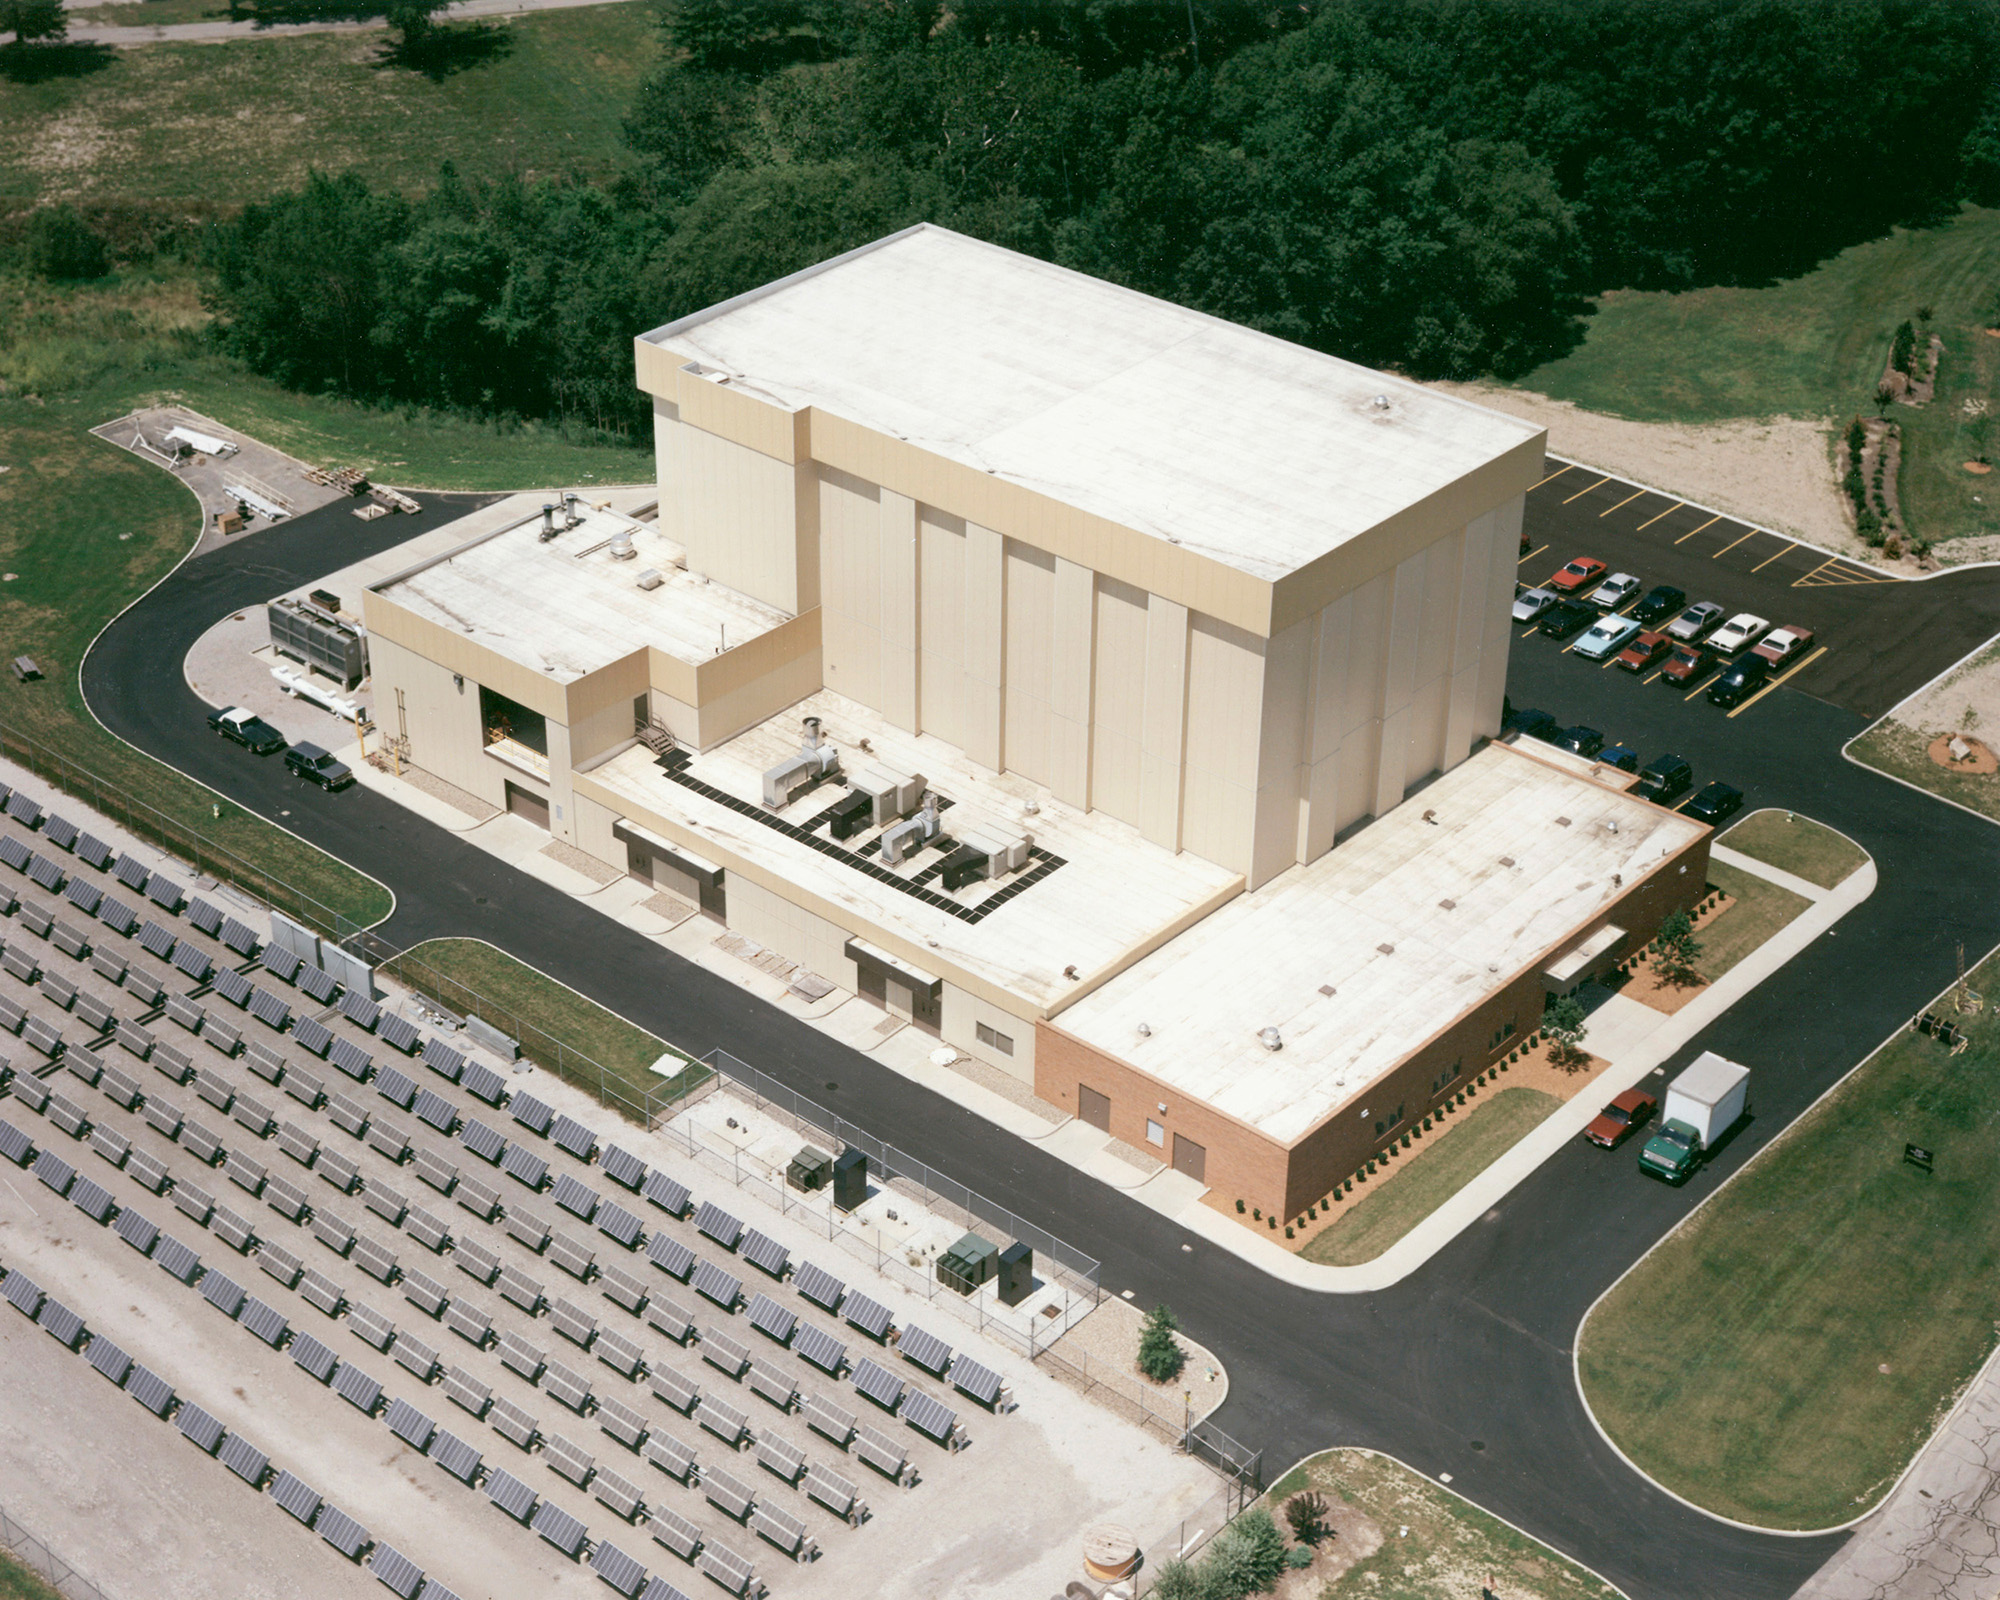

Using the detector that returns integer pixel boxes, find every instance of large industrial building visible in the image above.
[361,224,1710,1224]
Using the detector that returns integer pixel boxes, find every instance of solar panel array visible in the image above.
[851,1358,904,1413]
[792,1260,845,1312]
[740,1229,788,1279]
[599,1144,646,1189]
[693,1202,742,1250]
[898,1324,953,1376]
[746,1293,795,1345]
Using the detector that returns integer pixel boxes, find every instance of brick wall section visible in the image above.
[1036,826,1712,1225]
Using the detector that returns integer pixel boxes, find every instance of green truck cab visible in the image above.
[1639,1119,1702,1184]
[1639,1052,1752,1186]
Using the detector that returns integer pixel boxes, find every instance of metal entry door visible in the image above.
[1078,1085,1110,1132]
[1171,1133,1206,1183]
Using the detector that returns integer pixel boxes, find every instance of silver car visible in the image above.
[1512,586,1560,624]
[1586,572,1642,610]
[1664,600,1725,643]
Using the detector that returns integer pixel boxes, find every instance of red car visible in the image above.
[1548,556,1607,594]
[1660,643,1710,685]
[1615,630,1671,673]
[1751,625,1815,668]
[1585,1088,1659,1150]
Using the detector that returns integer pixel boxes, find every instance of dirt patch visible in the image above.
[1271,1492,1385,1599]
[1424,380,1857,553]
[1928,733,1999,774]
[1967,461,1993,475]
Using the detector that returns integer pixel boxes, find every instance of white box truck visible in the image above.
[1639,1051,1751,1183]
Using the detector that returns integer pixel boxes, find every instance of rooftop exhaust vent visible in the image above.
[608,533,636,560]
[635,569,664,591]
[1258,1027,1282,1053]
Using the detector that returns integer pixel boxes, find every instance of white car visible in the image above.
[1586,572,1642,610]
[1512,586,1560,624]
[1572,614,1644,661]
[1707,612,1771,655]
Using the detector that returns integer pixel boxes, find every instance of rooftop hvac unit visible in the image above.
[634,568,664,591]
[266,598,368,689]
[762,717,840,808]
[879,794,941,866]
[851,763,926,830]
[958,823,1032,881]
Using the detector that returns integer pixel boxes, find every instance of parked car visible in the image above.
[1633,754,1694,804]
[1615,630,1672,673]
[1557,725,1605,758]
[1598,744,1641,773]
[1705,655,1771,708]
[1539,600,1599,640]
[1707,612,1771,656]
[285,742,355,791]
[1585,571,1642,610]
[1632,754,1694,805]
[1751,625,1815,668]
[1572,614,1643,662]
[1683,781,1745,824]
[1512,586,1560,624]
[1660,643,1712,685]
[1633,585,1687,624]
[1548,556,1608,594]
[206,706,286,755]
[1664,601,1726,643]
[1505,707,1561,743]
[1585,1088,1658,1150]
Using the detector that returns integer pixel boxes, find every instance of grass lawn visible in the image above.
[1579,945,2000,1528]
[0,3,661,206]
[0,1551,61,1600]
[380,937,703,1123]
[1695,861,1812,982]
[1850,718,2000,826]
[0,265,648,931]
[1717,809,1869,890]
[1261,1450,1621,1600]
[67,0,241,23]
[1511,205,2000,551]
[1300,1088,1561,1266]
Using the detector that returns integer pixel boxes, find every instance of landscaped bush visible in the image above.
[1137,1304,1187,1382]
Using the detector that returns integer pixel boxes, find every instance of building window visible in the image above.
[1374,1104,1405,1138]
[1488,1019,1516,1051]
[1431,1060,1463,1094]
[975,1021,1014,1056]
[1146,1119,1165,1147]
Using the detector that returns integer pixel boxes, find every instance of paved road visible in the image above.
[61,0,637,47]
[78,485,2000,1600]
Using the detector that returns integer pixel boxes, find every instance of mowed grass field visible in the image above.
[1717,810,1869,890]
[0,2,661,205]
[1578,947,2000,1528]
[1512,206,2000,551]
[1696,861,1811,982]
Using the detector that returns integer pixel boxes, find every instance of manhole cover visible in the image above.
[1469,1440,1486,1451]
[824,1082,838,1092]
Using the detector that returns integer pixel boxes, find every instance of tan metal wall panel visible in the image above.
[917,509,968,750]
[367,633,502,807]
[1180,614,1265,876]
[1138,596,1189,852]
[1089,577,1149,830]
[1002,541,1056,787]
[818,466,883,712]
[879,489,920,732]
[1049,557,1096,807]
[674,420,812,614]
[963,522,1006,770]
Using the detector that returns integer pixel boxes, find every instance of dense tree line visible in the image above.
[204,0,2000,439]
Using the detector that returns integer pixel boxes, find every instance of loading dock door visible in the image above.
[1078,1085,1110,1132]
[505,781,549,829]
[1171,1133,1206,1183]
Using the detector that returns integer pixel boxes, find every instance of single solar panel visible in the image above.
[594,1468,644,1523]
[248,990,290,1031]
[431,1429,482,1483]
[543,1360,593,1413]
[804,1395,855,1448]
[386,1398,436,1452]
[491,1396,540,1450]
[702,1466,754,1520]
[598,1144,646,1190]
[644,1430,697,1482]
[38,1297,86,1348]
[402,1269,449,1317]
[739,1230,787,1280]
[406,1205,450,1252]
[291,1333,339,1383]
[453,1237,500,1287]
[413,1146,459,1196]
[702,1331,750,1379]
[544,1432,594,1486]
[639,1170,690,1218]
[693,1202,742,1251]
[137,920,175,960]
[591,1543,648,1597]
[648,1365,699,1415]
[843,1293,893,1341]
[903,1390,958,1445]
[202,1272,247,1318]
[154,1235,202,1283]
[43,815,78,851]
[329,1037,373,1081]
[125,1363,176,1416]
[596,1395,649,1448]
[0,833,28,869]
[75,832,112,869]
[851,1359,903,1413]
[187,899,223,936]
[220,918,260,958]
[746,1295,794,1346]
[949,1355,1004,1407]
[551,1297,598,1347]
[379,1016,420,1056]
[794,1323,846,1376]
[279,1070,318,1117]
[258,1237,305,1284]
[792,1261,844,1313]
[88,1334,133,1386]
[395,1334,441,1385]
[486,1468,538,1522]
[531,1499,588,1558]
[212,968,252,1008]
[804,1462,860,1522]
[370,1546,425,1600]
[645,1234,694,1282]
[640,1580,696,1600]
[27,855,65,893]
[300,1270,344,1316]
[599,1262,649,1312]
[444,1298,491,1347]
[746,1362,794,1411]
[317,1505,371,1560]
[244,1039,285,1083]
[171,944,211,984]
[502,1145,547,1190]
[334,1362,383,1414]
[649,1507,702,1560]
[499,1266,546,1315]
[114,854,150,893]
[176,1403,226,1454]
[375,1067,418,1110]
[552,1173,599,1221]
[899,1325,952,1376]
[0,1119,35,1167]
[298,964,339,1005]
[219,1432,268,1488]
[460,1119,505,1163]
[854,1424,906,1481]
[416,1583,461,1600]
[594,1329,643,1379]
[644,1297,694,1346]
[443,1366,492,1418]
[509,1093,554,1136]
[151,1042,192,1084]
[272,1470,322,1525]
[697,1540,754,1597]
[240,1297,289,1347]
[340,989,380,1031]
[363,1180,408,1227]
[261,945,302,984]
[366,1121,410,1165]
[692,1262,740,1311]
[550,1115,598,1161]
[91,1124,129,1169]
[421,1039,464,1082]
[412,1090,458,1135]
[64,879,101,918]
[460,1061,507,1105]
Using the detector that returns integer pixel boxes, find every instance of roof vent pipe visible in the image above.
[802,716,821,750]
[1259,1026,1283,1052]
[562,492,580,529]
[539,504,557,541]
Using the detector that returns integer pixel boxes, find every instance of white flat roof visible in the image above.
[1057,742,1709,1145]
[582,689,1241,1012]
[649,225,1543,585]
[375,493,789,684]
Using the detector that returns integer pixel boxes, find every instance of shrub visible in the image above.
[1892,318,1917,376]
[25,204,108,281]
[1148,1560,1205,1600]
[1846,416,1867,460]
[1285,1544,1316,1568]
[1252,1208,1261,1220]
[1137,1303,1187,1383]
[1201,1510,1289,1598]
[1284,1225,1293,1239]
[1284,1491,1331,1545]
[1235,1199,1245,1214]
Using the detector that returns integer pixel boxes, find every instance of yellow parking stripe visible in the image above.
[1562,475,1612,504]
[1712,529,1757,559]
[1642,670,1664,684]
[1792,556,1840,587]
[1684,671,1721,702]
[1533,464,1576,489]
[1600,490,1646,518]
[1518,542,1548,566]
[1675,515,1722,545]
[1726,646,1828,719]
[1750,542,1797,573]
[1636,501,1684,531]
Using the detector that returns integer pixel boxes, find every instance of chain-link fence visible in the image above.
[0,1503,112,1600]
